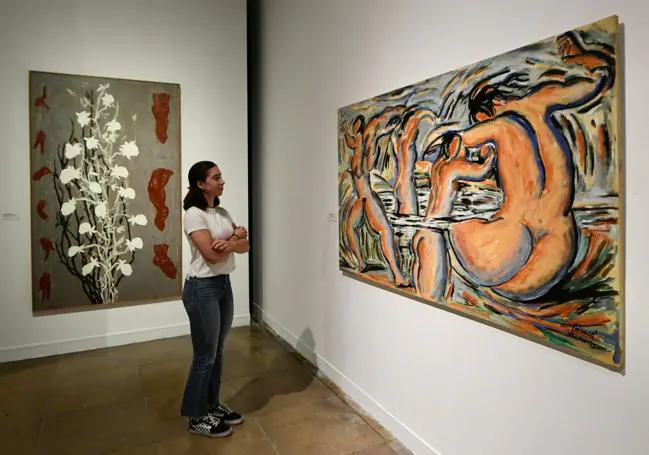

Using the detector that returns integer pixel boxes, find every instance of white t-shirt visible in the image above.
[184,206,236,278]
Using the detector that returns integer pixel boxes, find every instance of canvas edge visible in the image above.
[611,17,627,374]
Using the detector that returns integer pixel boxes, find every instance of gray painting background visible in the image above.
[29,71,182,313]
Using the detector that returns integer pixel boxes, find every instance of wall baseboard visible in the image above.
[253,303,440,455]
[0,313,250,363]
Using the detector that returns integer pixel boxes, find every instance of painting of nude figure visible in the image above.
[29,71,182,314]
[337,15,625,371]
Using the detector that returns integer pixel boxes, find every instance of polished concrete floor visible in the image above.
[0,323,411,454]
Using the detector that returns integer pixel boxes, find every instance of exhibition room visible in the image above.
[1,0,647,454]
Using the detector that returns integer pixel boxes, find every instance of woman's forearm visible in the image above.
[228,236,250,253]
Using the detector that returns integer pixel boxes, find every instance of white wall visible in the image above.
[255,1,648,454]
[0,0,249,362]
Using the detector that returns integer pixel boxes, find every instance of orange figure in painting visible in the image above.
[391,106,436,216]
[343,106,411,287]
[423,30,616,302]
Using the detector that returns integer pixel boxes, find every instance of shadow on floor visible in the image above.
[227,326,317,415]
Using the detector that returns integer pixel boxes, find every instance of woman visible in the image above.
[180,160,249,438]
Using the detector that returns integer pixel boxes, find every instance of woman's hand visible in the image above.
[210,239,232,253]
[234,226,248,239]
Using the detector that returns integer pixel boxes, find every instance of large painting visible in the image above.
[29,71,182,314]
[337,15,624,371]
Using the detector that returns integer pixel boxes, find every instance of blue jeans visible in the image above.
[180,274,234,418]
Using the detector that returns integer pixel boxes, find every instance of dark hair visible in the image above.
[468,72,531,124]
[439,131,462,159]
[183,161,220,211]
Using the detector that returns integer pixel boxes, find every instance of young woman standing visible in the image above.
[180,160,249,438]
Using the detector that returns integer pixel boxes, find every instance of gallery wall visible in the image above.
[0,0,249,362]
[253,0,649,454]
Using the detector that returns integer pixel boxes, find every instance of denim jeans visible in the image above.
[180,274,234,418]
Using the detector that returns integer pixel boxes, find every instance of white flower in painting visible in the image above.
[111,166,129,179]
[95,201,108,218]
[88,182,102,194]
[128,214,147,226]
[65,143,83,160]
[118,187,135,199]
[85,136,99,150]
[118,261,133,277]
[119,140,139,159]
[101,93,115,107]
[106,120,121,133]
[68,245,83,257]
[60,166,81,184]
[76,111,91,127]
[79,222,96,235]
[54,83,157,305]
[126,237,143,252]
[104,131,119,144]
[61,198,77,216]
[82,258,99,276]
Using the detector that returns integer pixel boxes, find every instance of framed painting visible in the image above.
[29,71,182,315]
[337,15,625,371]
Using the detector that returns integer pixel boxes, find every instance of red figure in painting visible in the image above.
[39,272,51,300]
[148,168,174,231]
[152,93,170,144]
[37,200,48,220]
[32,167,51,180]
[40,237,54,261]
[153,244,177,279]
[35,86,50,111]
[33,130,46,155]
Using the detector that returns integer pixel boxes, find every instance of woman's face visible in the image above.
[200,165,225,197]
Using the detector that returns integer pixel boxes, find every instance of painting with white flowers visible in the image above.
[29,71,182,314]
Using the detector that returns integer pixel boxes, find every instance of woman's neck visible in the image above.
[204,191,216,208]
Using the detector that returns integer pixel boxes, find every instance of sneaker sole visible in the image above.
[189,427,233,438]
[224,416,245,425]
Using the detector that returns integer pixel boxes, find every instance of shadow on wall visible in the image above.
[227,327,317,415]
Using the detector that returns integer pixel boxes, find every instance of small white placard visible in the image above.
[1,212,20,221]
